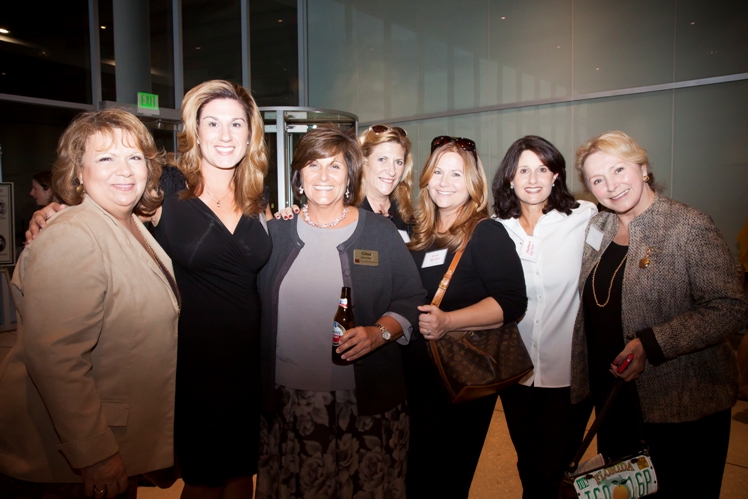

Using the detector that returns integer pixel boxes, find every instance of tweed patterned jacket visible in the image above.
[570,193,746,423]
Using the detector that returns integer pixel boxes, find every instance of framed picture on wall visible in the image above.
[0,183,15,266]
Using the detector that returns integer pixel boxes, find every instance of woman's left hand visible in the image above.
[417,304,452,340]
[610,338,647,382]
[337,326,384,361]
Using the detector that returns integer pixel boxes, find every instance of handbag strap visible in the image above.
[430,247,466,307]
[567,377,624,474]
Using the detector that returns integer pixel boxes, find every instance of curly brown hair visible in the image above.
[53,108,164,216]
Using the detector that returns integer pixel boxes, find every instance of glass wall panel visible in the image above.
[572,91,673,196]
[418,0,489,116]
[673,80,748,248]
[490,1,572,104]
[308,0,357,115]
[183,0,242,93]
[674,0,748,82]
[150,0,175,109]
[572,0,675,94]
[0,2,91,103]
[99,0,174,107]
[250,0,298,106]
[355,0,418,121]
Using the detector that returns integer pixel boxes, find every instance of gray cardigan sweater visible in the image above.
[258,209,427,416]
[570,193,747,423]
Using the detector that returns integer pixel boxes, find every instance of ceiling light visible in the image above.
[0,29,9,34]
[501,16,506,20]
[100,25,106,29]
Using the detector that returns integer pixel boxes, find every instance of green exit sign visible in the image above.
[137,92,159,115]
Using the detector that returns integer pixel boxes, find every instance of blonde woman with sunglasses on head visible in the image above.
[404,136,527,498]
[275,124,414,240]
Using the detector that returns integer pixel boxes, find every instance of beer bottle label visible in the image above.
[333,321,346,347]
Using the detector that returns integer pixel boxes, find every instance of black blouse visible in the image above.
[409,220,527,330]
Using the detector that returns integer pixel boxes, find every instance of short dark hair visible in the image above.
[290,124,363,207]
[492,135,578,219]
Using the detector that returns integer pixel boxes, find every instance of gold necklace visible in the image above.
[591,251,628,307]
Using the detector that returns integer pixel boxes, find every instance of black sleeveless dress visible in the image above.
[153,167,272,486]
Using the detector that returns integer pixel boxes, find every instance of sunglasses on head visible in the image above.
[367,124,408,138]
[430,135,477,160]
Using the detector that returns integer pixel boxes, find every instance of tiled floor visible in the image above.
[137,397,748,499]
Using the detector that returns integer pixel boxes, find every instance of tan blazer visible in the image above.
[0,197,179,483]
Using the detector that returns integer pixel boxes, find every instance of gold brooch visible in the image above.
[639,246,653,268]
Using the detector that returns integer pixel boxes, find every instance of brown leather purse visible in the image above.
[427,246,533,404]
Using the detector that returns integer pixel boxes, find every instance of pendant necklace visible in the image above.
[205,189,232,208]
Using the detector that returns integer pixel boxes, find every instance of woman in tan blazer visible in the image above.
[571,130,747,499]
[0,108,180,498]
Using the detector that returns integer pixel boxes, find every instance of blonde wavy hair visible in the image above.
[174,80,268,215]
[53,108,164,216]
[357,125,414,222]
[408,143,489,252]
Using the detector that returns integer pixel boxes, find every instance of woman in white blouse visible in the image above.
[491,136,596,499]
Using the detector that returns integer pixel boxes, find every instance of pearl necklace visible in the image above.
[302,204,349,228]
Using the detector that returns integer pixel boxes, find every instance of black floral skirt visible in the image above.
[256,385,408,499]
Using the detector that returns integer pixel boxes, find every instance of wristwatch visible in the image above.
[374,323,391,341]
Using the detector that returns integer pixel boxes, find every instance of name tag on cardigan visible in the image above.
[586,226,604,251]
[398,230,411,243]
[354,249,379,266]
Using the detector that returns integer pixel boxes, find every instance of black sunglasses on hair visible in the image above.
[368,124,408,137]
[430,135,477,159]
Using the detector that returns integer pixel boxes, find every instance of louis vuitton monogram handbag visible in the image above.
[427,246,533,404]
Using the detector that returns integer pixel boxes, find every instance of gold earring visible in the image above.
[76,184,84,195]
[643,174,650,183]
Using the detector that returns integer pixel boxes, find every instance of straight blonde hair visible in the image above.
[408,143,489,252]
[174,80,267,216]
[357,126,414,222]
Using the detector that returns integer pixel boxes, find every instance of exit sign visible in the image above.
[137,92,159,115]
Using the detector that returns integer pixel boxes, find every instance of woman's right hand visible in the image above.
[81,452,129,498]
[25,202,66,244]
[273,204,300,220]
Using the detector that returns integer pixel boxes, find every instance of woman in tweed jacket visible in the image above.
[571,131,746,499]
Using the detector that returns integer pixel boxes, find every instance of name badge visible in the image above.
[422,248,448,268]
[354,249,379,266]
[586,226,604,251]
[398,230,411,243]
[519,236,541,262]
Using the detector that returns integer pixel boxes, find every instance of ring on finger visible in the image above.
[94,488,105,495]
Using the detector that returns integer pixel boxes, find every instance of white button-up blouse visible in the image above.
[497,200,597,387]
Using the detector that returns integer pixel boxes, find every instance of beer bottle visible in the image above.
[332,287,354,365]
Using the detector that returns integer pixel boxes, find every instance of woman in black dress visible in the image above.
[405,136,527,498]
[151,80,271,499]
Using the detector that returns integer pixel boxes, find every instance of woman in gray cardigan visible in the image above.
[256,125,425,499]
[572,130,747,499]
